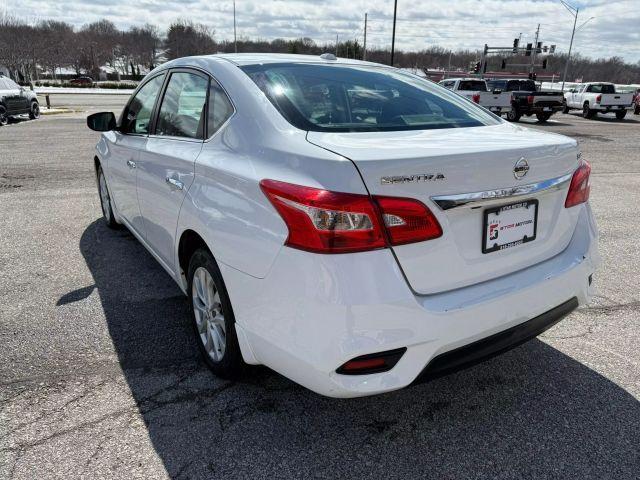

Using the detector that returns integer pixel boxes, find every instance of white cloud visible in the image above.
[6,0,639,62]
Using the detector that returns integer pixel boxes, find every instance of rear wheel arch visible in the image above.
[178,229,212,286]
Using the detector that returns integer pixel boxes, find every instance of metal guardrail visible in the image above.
[30,87,134,109]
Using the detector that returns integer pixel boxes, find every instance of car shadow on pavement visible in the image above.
[76,218,640,479]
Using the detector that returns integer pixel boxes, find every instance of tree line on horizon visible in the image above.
[1,15,638,85]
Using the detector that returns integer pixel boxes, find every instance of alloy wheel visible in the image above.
[191,267,227,362]
[98,171,112,223]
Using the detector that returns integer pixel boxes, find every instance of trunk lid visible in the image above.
[307,123,581,294]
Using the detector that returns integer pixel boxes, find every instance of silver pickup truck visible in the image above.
[439,78,512,116]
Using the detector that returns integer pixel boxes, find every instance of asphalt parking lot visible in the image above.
[1,95,639,479]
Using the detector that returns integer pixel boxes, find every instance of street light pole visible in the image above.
[233,0,237,53]
[363,13,368,61]
[390,0,397,66]
[560,1,578,92]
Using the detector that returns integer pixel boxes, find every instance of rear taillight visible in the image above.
[472,93,480,103]
[565,159,591,208]
[375,196,442,245]
[260,180,442,253]
[596,94,602,103]
[527,95,534,104]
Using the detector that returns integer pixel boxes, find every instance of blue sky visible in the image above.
[4,0,639,62]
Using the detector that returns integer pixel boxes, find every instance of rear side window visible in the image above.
[242,63,500,132]
[121,74,165,134]
[207,79,234,136]
[156,72,208,139]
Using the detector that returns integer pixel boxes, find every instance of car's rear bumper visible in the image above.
[593,105,633,111]
[413,296,578,383]
[222,203,599,398]
[522,105,564,113]
[485,105,512,113]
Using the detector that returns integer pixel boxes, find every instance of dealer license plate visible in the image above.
[482,200,538,254]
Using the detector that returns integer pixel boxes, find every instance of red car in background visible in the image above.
[69,76,94,86]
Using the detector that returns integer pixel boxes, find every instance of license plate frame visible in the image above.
[482,199,538,254]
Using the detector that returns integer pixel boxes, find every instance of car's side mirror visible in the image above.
[87,112,117,132]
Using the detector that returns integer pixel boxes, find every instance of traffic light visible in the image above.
[550,44,556,54]
[512,38,519,54]
[536,42,543,54]
[525,43,533,56]
[473,61,480,73]
[501,59,507,69]
[542,58,548,69]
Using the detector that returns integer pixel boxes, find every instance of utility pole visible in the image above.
[363,13,368,61]
[335,34,339,56]
[390,0,398,66]
[530,23,540,75]
[560,1,578,92]
[233,0,237,53]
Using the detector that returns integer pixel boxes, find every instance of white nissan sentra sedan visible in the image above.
[87,53,599,398]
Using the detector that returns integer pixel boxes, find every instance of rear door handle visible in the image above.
[166,176,184,190]
[127,160,136,169]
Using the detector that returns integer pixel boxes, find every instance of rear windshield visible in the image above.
[241,63,501,132]
[458,80,487,91]
[487,80,536,92]
[587,84,615,94]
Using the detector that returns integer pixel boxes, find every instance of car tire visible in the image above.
[634,105,640,115]
[536,112,552,122]
[28,101,40,119]
[583,103,595,119]
[97,165,119,229]
[562,102,570,114]
[506,109,521,122]
[0,105,7,126]
[188,248,245,379]
[615,111,627,120]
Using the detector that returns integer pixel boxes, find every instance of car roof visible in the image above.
[204,53,384,67]
[444,77,486,82]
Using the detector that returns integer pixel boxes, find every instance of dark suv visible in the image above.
[0,76,40,126]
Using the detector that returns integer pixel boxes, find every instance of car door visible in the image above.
[135,69,209,271]
[108,73,166,236]
[573,84,586,107]
[1,78,26,115]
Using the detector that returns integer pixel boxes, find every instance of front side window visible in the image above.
[121,74,165,134]
[156,72,208,139]
[242,63,500,132]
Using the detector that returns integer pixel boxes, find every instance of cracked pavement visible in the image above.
[1,96,639,479]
